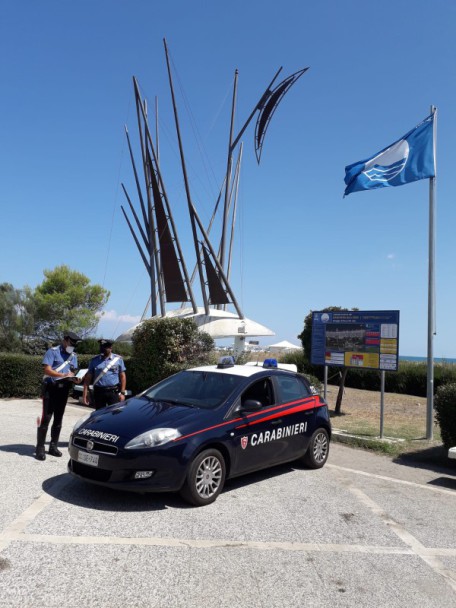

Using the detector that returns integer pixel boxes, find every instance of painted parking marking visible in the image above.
[350,485,456,593]
[328,463,456,497]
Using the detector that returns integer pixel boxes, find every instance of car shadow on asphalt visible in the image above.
[393,445,456,478]
[42,462,305,512]
[224,462,300,492]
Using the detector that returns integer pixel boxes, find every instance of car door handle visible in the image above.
[304,409,314,415]
[271,419,282,425]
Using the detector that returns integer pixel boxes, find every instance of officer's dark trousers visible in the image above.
[38,382,71,446]
[93,386,120,410]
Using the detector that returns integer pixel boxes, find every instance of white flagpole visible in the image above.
[426,105,437,440]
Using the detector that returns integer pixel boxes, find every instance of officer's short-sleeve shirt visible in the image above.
[42,346,78,384]
[88,353,126,388]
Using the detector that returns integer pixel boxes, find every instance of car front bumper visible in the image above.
[68,439,188,493]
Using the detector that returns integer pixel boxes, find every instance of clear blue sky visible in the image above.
[1,1,455,357]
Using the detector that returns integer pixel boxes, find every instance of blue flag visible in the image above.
[344,114,435,196]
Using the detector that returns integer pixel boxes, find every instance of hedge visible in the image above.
[298,359,456,399]
[0,353,130,399]
[2,348,456,426]
[434,383,456,450]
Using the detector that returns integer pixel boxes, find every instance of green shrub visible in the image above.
[281,350,306,372]
[434,383,456,450]
[0,354,43,398]
[75,338,100,354]
[76,338,133,357]
[111,342,133,357]
[128,318,214,393]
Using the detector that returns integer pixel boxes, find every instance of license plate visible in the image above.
[77,450,99,467]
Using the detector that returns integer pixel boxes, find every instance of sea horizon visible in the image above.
[400,355,456,364]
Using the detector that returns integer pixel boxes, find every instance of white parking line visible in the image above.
[350,486,456,593]
[0,475,70,552]
[0,531,417,554]
[328,463,456,496]
[1,464,455,598]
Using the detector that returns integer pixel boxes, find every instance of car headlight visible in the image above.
[125,428,181,449]
[73,412,92,433]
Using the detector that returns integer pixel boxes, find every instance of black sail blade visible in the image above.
[148,154,188,302]
[202,246,230,305]
[254,67,309,164]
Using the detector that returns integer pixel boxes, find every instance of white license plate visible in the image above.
[77,451,99,467]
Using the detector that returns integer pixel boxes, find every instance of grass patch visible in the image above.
[326,386,448,462]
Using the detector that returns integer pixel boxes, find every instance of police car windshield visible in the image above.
[144,370,243,409]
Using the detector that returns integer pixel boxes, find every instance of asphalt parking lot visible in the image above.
[1,398,455,608]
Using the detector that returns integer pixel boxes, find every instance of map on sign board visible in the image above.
[310,311,400,372]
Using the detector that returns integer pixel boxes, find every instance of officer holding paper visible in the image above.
[36,331,82,460]
[83,339,127,410]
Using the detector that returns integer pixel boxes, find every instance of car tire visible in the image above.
[180,448,226,507]
[300,428,330,469]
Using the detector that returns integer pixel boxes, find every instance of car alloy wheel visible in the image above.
[302,428,329,469]
[195,455,223,498]
[312,430,329,464]
[180,448,226,507]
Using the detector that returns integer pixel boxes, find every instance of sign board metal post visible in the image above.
[380,370,385,439]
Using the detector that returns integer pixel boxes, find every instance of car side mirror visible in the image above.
[240,399,262,412]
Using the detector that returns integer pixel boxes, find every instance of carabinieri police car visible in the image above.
[68,357,331,506]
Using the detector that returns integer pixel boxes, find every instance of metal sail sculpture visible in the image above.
[254,68,309,164]
[121,77,197,318]
[119,39,308,347]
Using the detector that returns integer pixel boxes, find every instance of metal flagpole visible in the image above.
[426,105,437,440]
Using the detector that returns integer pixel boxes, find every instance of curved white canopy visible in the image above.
[268,340,301,351]
[116,307,275,343]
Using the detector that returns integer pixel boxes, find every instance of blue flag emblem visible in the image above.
[344,114,435,196]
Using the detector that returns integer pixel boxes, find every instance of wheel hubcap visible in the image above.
[195,456,222,498]
[313,432,328,463]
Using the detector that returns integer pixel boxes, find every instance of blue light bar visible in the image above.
[263,358,278,369]
[217,356,235,369]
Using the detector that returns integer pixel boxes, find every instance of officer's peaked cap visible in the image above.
[64,331,82,342]
[99,338,114,347]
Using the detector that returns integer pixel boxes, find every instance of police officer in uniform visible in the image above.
[83,339,127,410]
[36,331,82,461]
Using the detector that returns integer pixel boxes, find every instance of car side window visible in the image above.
[241,378,274,408]
[275,375,311,405]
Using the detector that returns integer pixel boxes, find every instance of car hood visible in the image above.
[76,396,216,441]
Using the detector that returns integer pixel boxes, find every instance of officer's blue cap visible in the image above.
[64,331,81,343]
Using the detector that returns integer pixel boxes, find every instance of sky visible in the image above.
[1,1,455,357]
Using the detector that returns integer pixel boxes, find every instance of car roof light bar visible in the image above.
[263,358,278,368]
[217,356,235,369]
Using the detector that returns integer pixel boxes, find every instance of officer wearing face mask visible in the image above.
[36,331,82,461]
[83,339,127,410]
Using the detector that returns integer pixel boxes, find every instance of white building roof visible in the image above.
[116,307,275,342]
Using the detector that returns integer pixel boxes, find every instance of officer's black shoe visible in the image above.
[48,442,62,457]
[35,445,46,461]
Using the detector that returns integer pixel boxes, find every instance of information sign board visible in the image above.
[311,310,400,371]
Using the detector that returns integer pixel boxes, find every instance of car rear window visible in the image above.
[275,375,311,404]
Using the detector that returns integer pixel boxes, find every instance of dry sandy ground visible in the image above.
[324,384,427,423]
